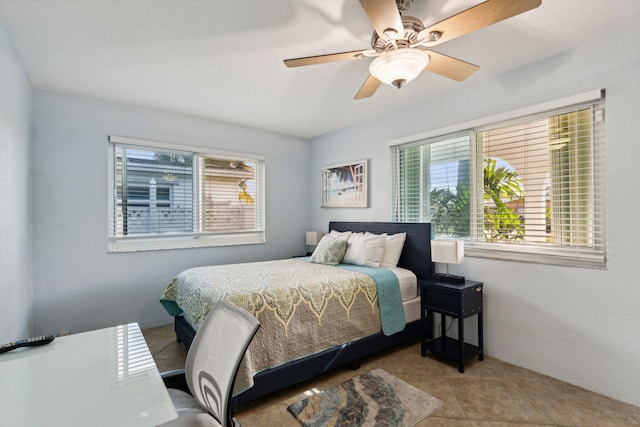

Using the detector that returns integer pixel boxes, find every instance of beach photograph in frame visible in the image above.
[321,160,368,208]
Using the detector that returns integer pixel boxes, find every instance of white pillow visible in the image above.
[380,232,407,268]
[342,232,387,267]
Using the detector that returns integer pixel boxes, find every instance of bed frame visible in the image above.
[172,221,433,406]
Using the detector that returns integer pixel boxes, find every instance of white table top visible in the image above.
[0,323,177,427]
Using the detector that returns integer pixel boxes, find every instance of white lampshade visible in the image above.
[431,240,464,264]
[305,231,323,246]
[369,49,430,89]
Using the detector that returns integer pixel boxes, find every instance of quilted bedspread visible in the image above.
[160,258,405,394]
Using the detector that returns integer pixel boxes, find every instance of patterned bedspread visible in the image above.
[160,258,405,394]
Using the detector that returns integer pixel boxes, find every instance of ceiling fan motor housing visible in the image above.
[371,15,424,52]
[396,0,414,14]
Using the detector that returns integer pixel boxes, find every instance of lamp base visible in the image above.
[432,273,466,284]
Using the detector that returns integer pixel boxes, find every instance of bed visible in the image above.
[160,221,433,406]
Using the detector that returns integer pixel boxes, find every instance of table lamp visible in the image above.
[430,240,465,283]
[305,231,323,255]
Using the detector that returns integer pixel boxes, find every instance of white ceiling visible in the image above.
[1,1,639,139]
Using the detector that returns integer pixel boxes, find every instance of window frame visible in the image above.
[107,136,265,253]
[390,90,606,268]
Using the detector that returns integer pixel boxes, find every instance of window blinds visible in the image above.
[198,156,262,234]
[391,132,471,237]
[108,136,265,246]
[111,145,195,237]
[473,99,605,265]
[390,91,605,267]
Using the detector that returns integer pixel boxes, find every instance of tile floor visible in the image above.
[143,324,640,426]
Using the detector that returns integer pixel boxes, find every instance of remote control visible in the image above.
[0,335,55,354]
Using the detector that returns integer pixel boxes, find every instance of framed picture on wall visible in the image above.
[321,160,368,208]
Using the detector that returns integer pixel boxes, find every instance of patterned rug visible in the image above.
[287,368,443,427]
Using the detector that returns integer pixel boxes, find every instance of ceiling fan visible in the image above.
[284,0,541,99]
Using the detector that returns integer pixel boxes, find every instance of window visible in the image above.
[391,132,471,238]
[124,186,171,207]
[108,136,265,252]
[391,90,605,267]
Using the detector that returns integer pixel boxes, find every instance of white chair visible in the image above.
[160,301,260,427]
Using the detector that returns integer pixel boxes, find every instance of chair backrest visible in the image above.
[185,301,260,426]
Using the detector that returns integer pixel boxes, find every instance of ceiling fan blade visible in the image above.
[284,49,370,68]
[419,0,541,46]
[359,0,404,39]
[424,50,479,82]
[354,75,382,100]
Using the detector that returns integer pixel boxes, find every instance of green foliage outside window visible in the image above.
[430,184,470,238]
[430,158,524,242]
[483,158,524,242]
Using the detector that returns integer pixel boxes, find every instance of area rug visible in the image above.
[287,368,443,427]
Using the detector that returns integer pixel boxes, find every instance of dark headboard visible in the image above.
[329,222,433,280]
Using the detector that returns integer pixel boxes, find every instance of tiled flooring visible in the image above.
[143,324,640,426]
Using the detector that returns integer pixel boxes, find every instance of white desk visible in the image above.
[0,323,177,427]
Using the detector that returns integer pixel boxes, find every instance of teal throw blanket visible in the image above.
[338,264,406,336]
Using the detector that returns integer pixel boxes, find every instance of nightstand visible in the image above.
[420,279,483,373]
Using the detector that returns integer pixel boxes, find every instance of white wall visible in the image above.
[0,18,33,343]
[309,27,640,406]
[31,91,310,335]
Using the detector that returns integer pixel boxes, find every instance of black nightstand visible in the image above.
[420,279,483,373]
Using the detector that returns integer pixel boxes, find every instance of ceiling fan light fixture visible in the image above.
[369,48,429,89]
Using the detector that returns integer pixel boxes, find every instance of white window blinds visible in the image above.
[198,156,263,234]
[391,91,605,267]
[108,136,265,252]
[111,145,195,236]
[391,132,471,238]
[473,99,605,265]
